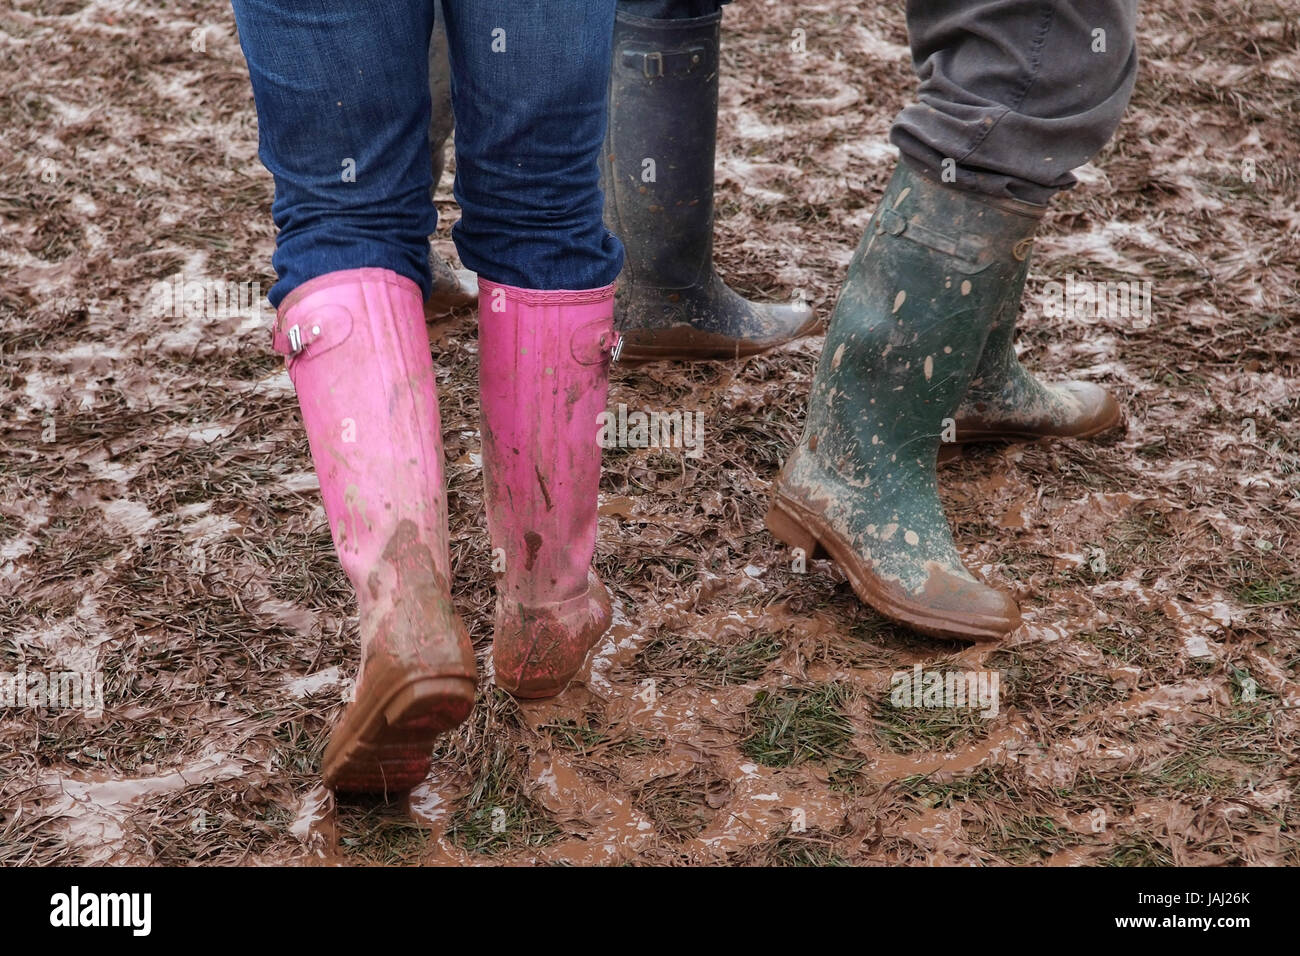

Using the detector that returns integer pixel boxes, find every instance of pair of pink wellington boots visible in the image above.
[272,268,616,793]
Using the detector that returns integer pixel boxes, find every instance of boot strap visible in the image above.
[618,41,713,79]
[271,303,355,360]
[570,320,620,367]
[878,208,990,274]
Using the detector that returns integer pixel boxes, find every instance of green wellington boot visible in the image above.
[952,252,1121,442]
[600,10,821,362]
[767,161,1044,642]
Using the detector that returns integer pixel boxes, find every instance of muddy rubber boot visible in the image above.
[478,280,617,698]
[424,247,478,320]
[766,162,1041,642]
[953,254,1121,442]
[273,269,477,794]
[423,19,478,321]
[599,10,820,362]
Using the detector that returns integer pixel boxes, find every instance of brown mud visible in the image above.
[1,0,1297,865]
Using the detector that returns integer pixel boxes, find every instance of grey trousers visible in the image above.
[893,0,1138,203]
[428,0,1137,205]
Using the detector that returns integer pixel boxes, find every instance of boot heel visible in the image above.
[765,496,826,560]
[382,676,475,729]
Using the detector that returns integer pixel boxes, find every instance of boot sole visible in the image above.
[766,491,1012,643]
[322,673,475,795]
[938,406,1123,463]
[952,402,1123,443]
[618,315,823,364]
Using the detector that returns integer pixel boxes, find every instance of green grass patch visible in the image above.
[872,698,989,755]
[1235,576,1299,607]
[1105,834,1175,867]
[640,631,783,686]
[446,746,560,856]
[740,683,857,769]
[752,831,849,867]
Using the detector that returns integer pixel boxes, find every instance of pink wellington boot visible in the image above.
[477,280,618,698]
[272,268,476,794]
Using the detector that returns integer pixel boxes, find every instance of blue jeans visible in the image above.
[231,0,624,308]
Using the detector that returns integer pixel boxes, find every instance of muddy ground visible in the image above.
[1,0,1298,866]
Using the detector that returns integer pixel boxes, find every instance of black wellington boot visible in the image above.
[600,10,821,362]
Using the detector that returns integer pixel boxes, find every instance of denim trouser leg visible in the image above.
[440,1,623,291]
[232,0,439,307]
[426,1,725,192]
[891,0,1139,204]
[233,0,623,307]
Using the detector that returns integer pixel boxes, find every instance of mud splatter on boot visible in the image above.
[478,281,618,698]
[274,269,476,795]
[423,247,477,319]
[954,255,1122,441]
[767,161,1040,642]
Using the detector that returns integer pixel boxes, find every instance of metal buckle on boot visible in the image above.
[572,324,620,366]
[623,43,711,79]
[273,306,353,359]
